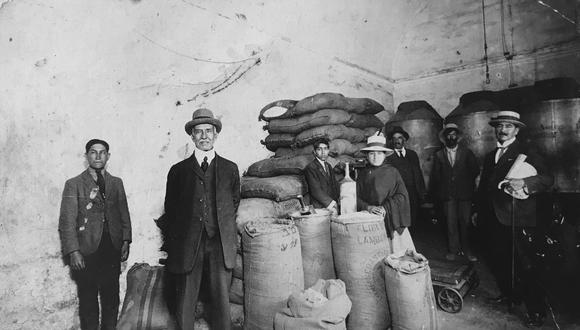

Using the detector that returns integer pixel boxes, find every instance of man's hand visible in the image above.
[506,178,525,191]
[367,205,386,218]
[121,241,130,262]
[471,212,478,227]
[69,251,85,271]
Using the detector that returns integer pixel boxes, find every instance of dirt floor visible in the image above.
[412,214,580,330]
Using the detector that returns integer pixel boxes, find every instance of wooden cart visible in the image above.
[429,259,479,313]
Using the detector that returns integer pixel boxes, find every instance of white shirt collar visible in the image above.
[194,147,216,167]
[395,147,406,157]
[316,157,327,169]
[446,145,458,153]
[497,137,516,148]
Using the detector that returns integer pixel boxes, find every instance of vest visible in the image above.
[194,158,218,237]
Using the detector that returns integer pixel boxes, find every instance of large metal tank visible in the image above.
[520,98,580,192]
[445,91,506,166]
[384,100,443,189]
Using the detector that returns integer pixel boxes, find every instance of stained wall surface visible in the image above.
[0,0,577,329]
[0,1,392,329]
[392,0,580,115]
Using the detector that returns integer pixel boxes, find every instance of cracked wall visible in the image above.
[1,0,577,328]
[0,1,393,329]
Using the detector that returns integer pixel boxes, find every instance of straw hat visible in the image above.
[488,110,526,128]
[361,135,393,153]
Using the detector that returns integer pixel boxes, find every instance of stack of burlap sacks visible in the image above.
[237,92,390,233]
[235,93,439,330]
[236,210,439,330]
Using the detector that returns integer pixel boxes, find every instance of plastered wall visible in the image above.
[0,1,393,329]
[392,0,580,115]
[1,0,577,329]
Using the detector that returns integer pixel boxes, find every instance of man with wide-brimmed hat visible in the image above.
[162,108,240,329]
[385,125,426,226]
[475,110,553,327]
[430,123,480,261]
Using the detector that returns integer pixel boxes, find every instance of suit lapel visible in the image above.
[81,170,104,203]
[454,146,464,168]
[81,170,97,192]
[496,141,519,168]
[190,154,205,179]
[315,159,328,178]
[103,171,114,197]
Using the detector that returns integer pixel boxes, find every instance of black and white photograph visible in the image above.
[1,0,579,329]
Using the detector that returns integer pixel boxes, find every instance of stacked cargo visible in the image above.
[233,93,391,329]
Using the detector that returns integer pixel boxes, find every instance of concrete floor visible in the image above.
[412,218,580,330]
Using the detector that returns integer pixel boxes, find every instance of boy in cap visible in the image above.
[58,139,132,330]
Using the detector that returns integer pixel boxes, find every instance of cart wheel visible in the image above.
[437,287,463,313]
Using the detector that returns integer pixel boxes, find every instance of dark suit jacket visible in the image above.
[385,148,426,222]
[477,140,553,227]
[303,159,340,209]
[59,169,132,256]
[430,144,480,201]
[163,153,240,274]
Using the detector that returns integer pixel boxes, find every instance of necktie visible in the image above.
[496,146,507,163]
[201,156,209,172]
[397,150,403,158]
[95,169,106,199]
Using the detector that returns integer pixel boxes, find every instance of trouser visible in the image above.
[486,217,545,315]
[443,199,472,254]
[173,232,232,330]
[73,230,121,330]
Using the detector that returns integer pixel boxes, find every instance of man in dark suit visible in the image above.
[475,111,553,327]
[58,139,132,330]
[430,123,480,261]
[385,126,426,225]
[303,138,340,214]
[163,108,240,330]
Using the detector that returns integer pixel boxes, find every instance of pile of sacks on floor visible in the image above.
[237,211,439,330]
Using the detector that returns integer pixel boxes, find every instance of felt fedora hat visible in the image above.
[438,123,463,143]
[361,134,393,154]
[386,125,410,140]
[184,108,222,135]
[488,110,526,128]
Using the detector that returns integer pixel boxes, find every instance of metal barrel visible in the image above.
[445,92,500,165]
[520,98,580,192]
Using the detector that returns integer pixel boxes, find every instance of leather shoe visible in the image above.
[525,313,544,327]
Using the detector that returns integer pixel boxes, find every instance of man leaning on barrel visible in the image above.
[473,110,553,327]
[162,108,240,330]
